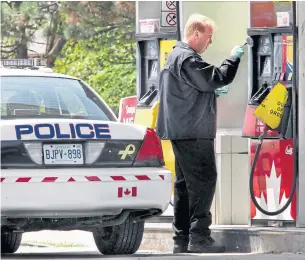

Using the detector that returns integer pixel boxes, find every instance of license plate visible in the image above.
[43,144,83,165]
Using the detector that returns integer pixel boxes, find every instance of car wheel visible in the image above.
[1,232,22,254]
[93,214,144,255]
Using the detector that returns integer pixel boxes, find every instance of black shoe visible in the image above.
[188,236,225,253]
[173,243,188,253]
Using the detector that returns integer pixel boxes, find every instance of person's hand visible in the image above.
[230,45,244,58]
[215,84,231,96]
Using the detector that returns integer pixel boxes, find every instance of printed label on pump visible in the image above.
[286,36,293,81]
[253,82,288,129]
[118,96,137,124]
[160,40,176,69]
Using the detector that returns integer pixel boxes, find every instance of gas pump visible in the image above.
[242,2,297,226]
[134,31,176,126]
[133,31,177,191]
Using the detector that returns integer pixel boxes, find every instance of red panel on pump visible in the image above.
[250,2,277,28]
[250,139,296,221]
[242,106,279,138]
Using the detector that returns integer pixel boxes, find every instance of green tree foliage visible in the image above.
[53,25,136,115]
[1,1,54,58]
[1,1,136,115]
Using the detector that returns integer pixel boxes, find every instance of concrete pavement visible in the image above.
[22,230,95,248]
[1,246,304,260]
[21,223,305,254]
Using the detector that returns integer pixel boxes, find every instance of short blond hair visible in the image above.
[184,13,216,39]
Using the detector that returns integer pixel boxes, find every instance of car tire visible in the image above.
[93,214,145,255]
[1,232,22,254]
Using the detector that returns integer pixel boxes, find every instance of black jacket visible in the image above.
[156,41,241,140]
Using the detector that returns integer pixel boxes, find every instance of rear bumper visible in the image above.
[1,167,172,218]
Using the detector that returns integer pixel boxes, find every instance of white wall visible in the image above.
[180,1,251,225]
[181,1,249,129]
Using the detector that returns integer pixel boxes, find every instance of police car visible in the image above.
[0,59,172,255]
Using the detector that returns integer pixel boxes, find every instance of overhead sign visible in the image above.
[161,1,176,11]
[161,12,177,27]
[161,1,177,27]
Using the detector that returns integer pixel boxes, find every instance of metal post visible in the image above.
[175,1,181,41]
[297,0,305,227]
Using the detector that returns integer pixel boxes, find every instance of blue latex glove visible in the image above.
[215,84,231,96]
[230,45,244,58]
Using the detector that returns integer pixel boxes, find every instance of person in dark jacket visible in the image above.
[156,14,245,254]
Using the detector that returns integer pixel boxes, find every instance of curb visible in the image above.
[140,223,305,254]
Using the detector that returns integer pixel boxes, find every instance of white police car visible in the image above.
[0,59,172,255]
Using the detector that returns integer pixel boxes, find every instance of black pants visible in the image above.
[171,139,217,244]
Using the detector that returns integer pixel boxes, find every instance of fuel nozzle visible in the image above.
[241,36,254,48]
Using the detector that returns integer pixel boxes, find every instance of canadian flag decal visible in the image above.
[118,187,137,198]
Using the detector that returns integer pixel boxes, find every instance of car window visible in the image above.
[0,76,116,121]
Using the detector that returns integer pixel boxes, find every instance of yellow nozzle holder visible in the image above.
[253,82,288,129]
[134,101,160,129]
[150,101,160,129]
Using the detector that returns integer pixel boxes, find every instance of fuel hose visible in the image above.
[249,128,298,216]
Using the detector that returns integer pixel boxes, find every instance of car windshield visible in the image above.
[1,76,116,121]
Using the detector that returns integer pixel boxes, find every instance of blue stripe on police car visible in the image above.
[15,123,111,140]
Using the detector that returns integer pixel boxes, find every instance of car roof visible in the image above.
[0,68,79,80]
